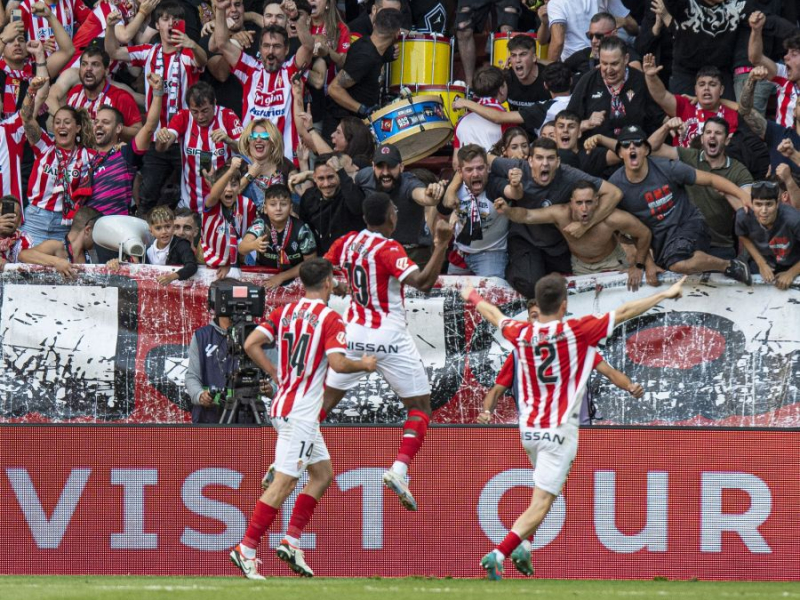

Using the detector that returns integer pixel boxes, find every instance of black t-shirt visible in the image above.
[735,203,800,271]
[335,36,384,111]
[199,27,260,116]
[563,44,642,84]
[298,169,365,253]
[355,168,427,246]
[347,12,372,38]
[506,69,550,110]
[491,159,603,254]
[557,147,610,179]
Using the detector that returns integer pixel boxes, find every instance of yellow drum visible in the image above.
[410,84,467,127]
[490,32,545,68]
[389,33,453,90]
[367,95,453,165]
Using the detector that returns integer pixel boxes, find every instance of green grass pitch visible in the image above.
[1,577,797,600]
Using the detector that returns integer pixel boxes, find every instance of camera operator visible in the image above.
[185,277,268,423]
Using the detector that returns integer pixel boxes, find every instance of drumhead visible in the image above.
[398,32,452,43]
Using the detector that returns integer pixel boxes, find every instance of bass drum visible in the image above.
[408,84,467,127]
[368,95,453,164]
[388,33,453,89]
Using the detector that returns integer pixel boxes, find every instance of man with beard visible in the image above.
[214,0,314,165]
[495,180,656,291]
[51,47,142,142]
[649,116,753,261]
[355,144,446,266]
[85,73,163,261]
[441,144,515,278]
[491,137,624,298]
[297,152,365,253]
[609,124,752,284]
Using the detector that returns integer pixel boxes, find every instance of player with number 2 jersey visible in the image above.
[323,193,454,512]
[231,259,377,580]
[464,273,687,580]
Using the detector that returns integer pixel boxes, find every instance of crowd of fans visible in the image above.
[0,0,796,294]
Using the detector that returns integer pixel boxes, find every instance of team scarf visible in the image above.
[267,216,293,267]
[605,68,630,136]
[153,45,182,123]
[456,189,483,245]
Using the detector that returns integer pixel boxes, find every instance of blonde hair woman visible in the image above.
[238,118,296,208]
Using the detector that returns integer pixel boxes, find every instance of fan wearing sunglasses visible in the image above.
[609,125,753,286]
[563,12,642,82]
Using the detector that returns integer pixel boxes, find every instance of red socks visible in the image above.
[396,409,430,465]
[242,500,279,550]
[497,531,522,558]
[286,493,318,540]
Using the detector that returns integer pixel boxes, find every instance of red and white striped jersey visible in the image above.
[500,312,616,429]
[0,114,26,200]
[257,298,346,421]
[0,231,33,263]
[128,44,201,134]
[0,60,33,119]
[66,82,142,126]
[325,229,419,331]
[28,133,96,213]
[201,195,257,267]
[232,53,301,164]
[167,106,243,213]
[310,21,350,86]
[772,64,799,128]
[20,0,91,49]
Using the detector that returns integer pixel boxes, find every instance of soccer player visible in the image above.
[232,258,377,579]
[323,192,454,511]
[463,272,686,580]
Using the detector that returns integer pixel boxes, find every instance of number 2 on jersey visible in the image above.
[282,332,311,377]
[535,342,558,384]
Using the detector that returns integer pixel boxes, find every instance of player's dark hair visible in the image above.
[81,45,110,68]
[154,1,185,21]
[186,81,216,107]
[263,183,292,204]
[507,35,535,53]
[784,33,800,53]
[555,110,581,125]
[535,274,568,314]
[473,65,506,98]
[696,65,723,85]
[531,137,558,152]
[362,192,393,227]
[260,24,289,46]
[457,143,488,165]
[571,180,598,196]
[590,11,616,26]
[96,105,125,127]
[542,62,572,93]
[374,7,402,36]
[300,257,333,289]
[703,115,729,136]
[71,206,102,232]
[598,36,628,56]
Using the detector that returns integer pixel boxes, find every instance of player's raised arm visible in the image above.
[460,286,508,329]
[614,276,686,324]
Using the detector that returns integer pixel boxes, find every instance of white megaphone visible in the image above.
[92,215,152,260]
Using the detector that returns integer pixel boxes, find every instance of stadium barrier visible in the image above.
[0,425,797,580]
[0,265,797,426]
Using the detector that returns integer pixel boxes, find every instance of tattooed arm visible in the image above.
[738,67,767,140]
[21,76,49,146]
[327,69,363,114]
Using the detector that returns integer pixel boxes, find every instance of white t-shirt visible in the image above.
[147,239,171,265]
[547,0,630,61]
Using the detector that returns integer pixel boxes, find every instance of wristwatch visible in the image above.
[244,172,255,183]
[635,262,646,270]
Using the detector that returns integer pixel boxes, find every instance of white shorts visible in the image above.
[520,423,579,496]
[272,417,330,478]
[325,323,431,398]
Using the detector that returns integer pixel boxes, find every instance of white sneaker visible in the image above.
[382,470,418,511]
[261,464,275,491]
[276,540,314,577]
[230,544,265,580]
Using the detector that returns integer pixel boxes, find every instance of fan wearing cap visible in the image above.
[608,124,753,284]
[735,179,800,290]
[354,143,446,267]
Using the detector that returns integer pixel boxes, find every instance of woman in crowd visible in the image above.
[492,127,531,161]
[237,119,296,210]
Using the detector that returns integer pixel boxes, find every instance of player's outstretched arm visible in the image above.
[403,220,454,293]
[461,286,508,328]
[595,360,643,398]
[244,328,278,381]
[614,276,686,325]
[328,353,378,374]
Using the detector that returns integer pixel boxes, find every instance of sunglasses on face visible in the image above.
[619,140,644,149]
[586,31,613,40]
[250,132,270,140]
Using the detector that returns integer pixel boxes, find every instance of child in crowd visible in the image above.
[202,157,256,279]
[141,206,199,285]
[238,183,317,287]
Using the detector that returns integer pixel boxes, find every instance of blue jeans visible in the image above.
[448,249,508,279]
[22,205,69,246]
